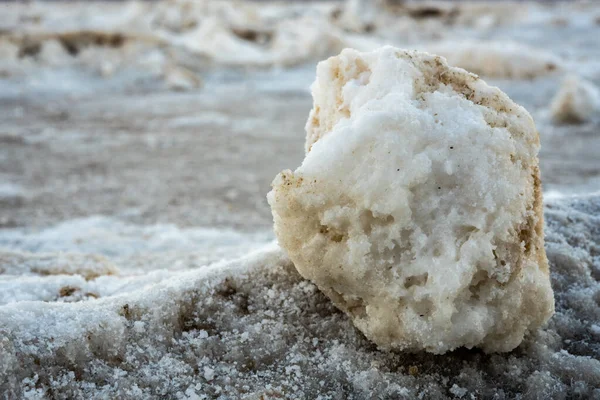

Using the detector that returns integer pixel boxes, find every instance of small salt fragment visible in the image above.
[203,367,215,381]
[133,321,145,333]
[450,384,468,398]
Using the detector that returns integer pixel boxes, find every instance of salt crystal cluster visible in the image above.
[268,47,554,354]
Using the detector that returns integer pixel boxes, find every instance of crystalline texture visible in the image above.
[268,47,554,354]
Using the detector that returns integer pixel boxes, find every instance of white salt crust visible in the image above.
[269,47,554,354]
[2,195,599,398]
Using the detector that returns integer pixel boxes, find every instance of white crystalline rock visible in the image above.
[268,47,554,354]
[425,41,562,79]
[550,75,600,124]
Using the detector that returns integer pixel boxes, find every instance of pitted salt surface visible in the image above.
[270,47,554,354]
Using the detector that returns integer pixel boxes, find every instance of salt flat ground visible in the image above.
[1,1,600,399]
[1,71,600,232]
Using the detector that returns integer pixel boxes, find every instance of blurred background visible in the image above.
[1,0,599,300]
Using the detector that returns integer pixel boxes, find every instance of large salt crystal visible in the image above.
[268,47,554,354]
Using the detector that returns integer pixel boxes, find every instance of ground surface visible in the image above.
[1,1,599,399]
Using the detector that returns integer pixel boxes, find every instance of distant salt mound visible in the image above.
[425,41,562,79]
[170,15,381,67]
[550,75,600,124]
[0,1,567,74]
[335,0,529,39]
[1,196,599,398]
[269,47,554,354]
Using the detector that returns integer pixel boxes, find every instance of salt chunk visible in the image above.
[203,367,215,381]
[268,47,554,354]
[133,321,146,333]
[183,386,203,400]
[450,384,468,398]
[550,75,600,124]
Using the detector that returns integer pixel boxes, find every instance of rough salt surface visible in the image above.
[269,47,554,354]
[1,195,599,399]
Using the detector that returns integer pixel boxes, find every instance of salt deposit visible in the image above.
[0,0,582,77]
[0,216,272,270]
[269,47,554,354]
[0,251,118,280]
[1,0,600,398]
[170,14,380,68]
[550,75,600,124]
[425,41,562,79]
[1,195,600,398]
